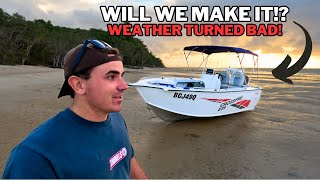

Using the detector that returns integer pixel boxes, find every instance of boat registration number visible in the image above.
[173,92,197,100]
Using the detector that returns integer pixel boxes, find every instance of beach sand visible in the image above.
[0,65,319,178]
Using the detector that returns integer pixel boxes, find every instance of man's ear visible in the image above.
[68,75,86,96]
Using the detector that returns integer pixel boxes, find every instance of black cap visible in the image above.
[58,44,122,98]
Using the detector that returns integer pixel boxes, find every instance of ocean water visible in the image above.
[148,67,319,86]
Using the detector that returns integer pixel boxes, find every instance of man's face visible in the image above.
[83,61,128,113]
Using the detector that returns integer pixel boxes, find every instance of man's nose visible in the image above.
[118,78,128,91]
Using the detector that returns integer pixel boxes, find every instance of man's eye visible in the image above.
[107,75,115,80]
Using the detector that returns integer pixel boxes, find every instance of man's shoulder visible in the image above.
[2,144,57,179]
[19,109,69,152]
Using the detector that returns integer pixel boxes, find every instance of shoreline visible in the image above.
[0,65,319,178]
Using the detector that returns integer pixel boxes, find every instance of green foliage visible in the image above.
[0,8,164,68]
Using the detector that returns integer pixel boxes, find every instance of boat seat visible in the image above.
[230,71,245,87]
[219,71,230,85]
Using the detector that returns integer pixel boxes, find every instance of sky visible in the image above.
[1,0,319,68]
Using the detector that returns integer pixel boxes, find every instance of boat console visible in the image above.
[201,68,221,89]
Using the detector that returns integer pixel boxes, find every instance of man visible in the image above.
[3,39,148,179]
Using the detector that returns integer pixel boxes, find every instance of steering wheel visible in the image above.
[217,73,223,81]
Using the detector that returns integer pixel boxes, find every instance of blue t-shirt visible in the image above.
[3,108,134,179]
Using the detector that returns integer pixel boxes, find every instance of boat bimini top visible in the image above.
[183,46,258,56]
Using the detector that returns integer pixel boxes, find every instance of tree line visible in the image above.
[0,8,164,68]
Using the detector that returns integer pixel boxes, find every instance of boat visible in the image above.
[129,45,262,121]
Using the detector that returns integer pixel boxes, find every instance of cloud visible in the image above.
[0,0,319,66]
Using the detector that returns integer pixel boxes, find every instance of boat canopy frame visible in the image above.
[183,46,258,56]
[183,45,259,83]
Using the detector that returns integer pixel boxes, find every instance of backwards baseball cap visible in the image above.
[58,39,122,98]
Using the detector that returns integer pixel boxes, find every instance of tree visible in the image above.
[0,9,165,68]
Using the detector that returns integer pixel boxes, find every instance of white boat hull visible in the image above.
[134,85,262,121]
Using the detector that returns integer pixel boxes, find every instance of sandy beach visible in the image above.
[0,65,319,178]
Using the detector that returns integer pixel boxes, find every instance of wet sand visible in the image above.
[0,65,319,178]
